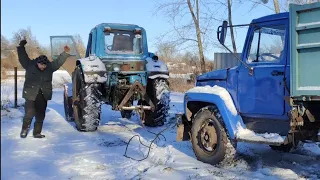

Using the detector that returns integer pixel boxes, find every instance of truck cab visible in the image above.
[197,13,291,135]
[176,2,320,165]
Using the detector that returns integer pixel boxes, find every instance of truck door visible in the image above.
[238,21,288,116]
[50,36,80,75]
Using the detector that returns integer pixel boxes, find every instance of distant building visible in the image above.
[214,53,241,70]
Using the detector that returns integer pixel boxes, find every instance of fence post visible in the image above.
[14,67,18,108]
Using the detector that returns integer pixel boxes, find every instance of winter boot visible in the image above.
[20,123,30,138]
[33,121,45,138]
[20,128,29,138]
[33,134,45,138]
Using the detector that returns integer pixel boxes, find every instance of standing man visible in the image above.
[17,39,71,138]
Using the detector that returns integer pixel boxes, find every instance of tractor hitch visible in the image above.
[117,80,155,111]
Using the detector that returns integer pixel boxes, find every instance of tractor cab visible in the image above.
[86,23,149,59]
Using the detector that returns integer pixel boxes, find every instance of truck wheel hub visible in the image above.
[200,119,218,152]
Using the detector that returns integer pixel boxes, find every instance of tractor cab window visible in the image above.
[104,30,143,55]
[247,25,286,63]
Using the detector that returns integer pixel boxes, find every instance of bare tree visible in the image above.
[1,35,20,69]
[1,35,10,51]
[273,0,281,13]
[251,0,320,13]
[155,0,225,73]
[12,27,48,59]
[289,0,320,4]
[186,0,206,73]
[155,42,178,62]
[227,0,237,53]
[73,34,86,58]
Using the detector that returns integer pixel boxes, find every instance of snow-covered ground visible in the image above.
[1,72,320,180]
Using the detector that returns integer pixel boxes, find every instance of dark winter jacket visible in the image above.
[17,45,70,101]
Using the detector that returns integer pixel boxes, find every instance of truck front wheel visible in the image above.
[191,106,236,165]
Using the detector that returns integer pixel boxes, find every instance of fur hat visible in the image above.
[36,55,49,65]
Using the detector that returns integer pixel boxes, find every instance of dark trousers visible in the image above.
[22,92,48,135]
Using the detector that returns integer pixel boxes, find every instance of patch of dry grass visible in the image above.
[168,78,195,93]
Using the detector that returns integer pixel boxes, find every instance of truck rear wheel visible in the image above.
[72,67,101,132]
[191,106,236,165]
[143,78,170,127]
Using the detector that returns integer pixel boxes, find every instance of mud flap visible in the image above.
[176,113,191,141]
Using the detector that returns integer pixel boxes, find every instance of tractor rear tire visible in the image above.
[72,67,101,132]
[143,78,170,127]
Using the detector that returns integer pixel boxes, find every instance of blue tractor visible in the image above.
[50,23,170,131]
[176,2,320,165]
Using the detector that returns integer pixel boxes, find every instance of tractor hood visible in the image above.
[197,68,228,81]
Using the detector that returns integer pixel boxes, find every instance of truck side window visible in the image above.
[247,25,286,63]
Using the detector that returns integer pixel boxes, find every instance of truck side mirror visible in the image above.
[217,21,228,45]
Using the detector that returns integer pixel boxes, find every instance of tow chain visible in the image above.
[123,122,175,161]
[123,105,179,161]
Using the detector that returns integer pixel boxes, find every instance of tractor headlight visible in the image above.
[112,64,120,72]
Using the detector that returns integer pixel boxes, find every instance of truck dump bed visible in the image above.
[290,2,320,98]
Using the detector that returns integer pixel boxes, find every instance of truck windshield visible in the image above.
[104,30,143,55]
[248,25,286,63]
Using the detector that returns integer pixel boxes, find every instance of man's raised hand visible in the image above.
[64,45,70,54]
[19,40,27,46]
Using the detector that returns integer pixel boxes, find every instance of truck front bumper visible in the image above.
[176,113,191,141]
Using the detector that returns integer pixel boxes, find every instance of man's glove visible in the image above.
[64,45,71,54]
[19,40,27,46]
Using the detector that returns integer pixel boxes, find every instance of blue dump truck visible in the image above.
[176,2,320,165]
[50,24,170,132]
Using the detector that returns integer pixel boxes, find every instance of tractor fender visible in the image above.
[184,85,245,139]
[146,57,169,79]
[76,55,108,83]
